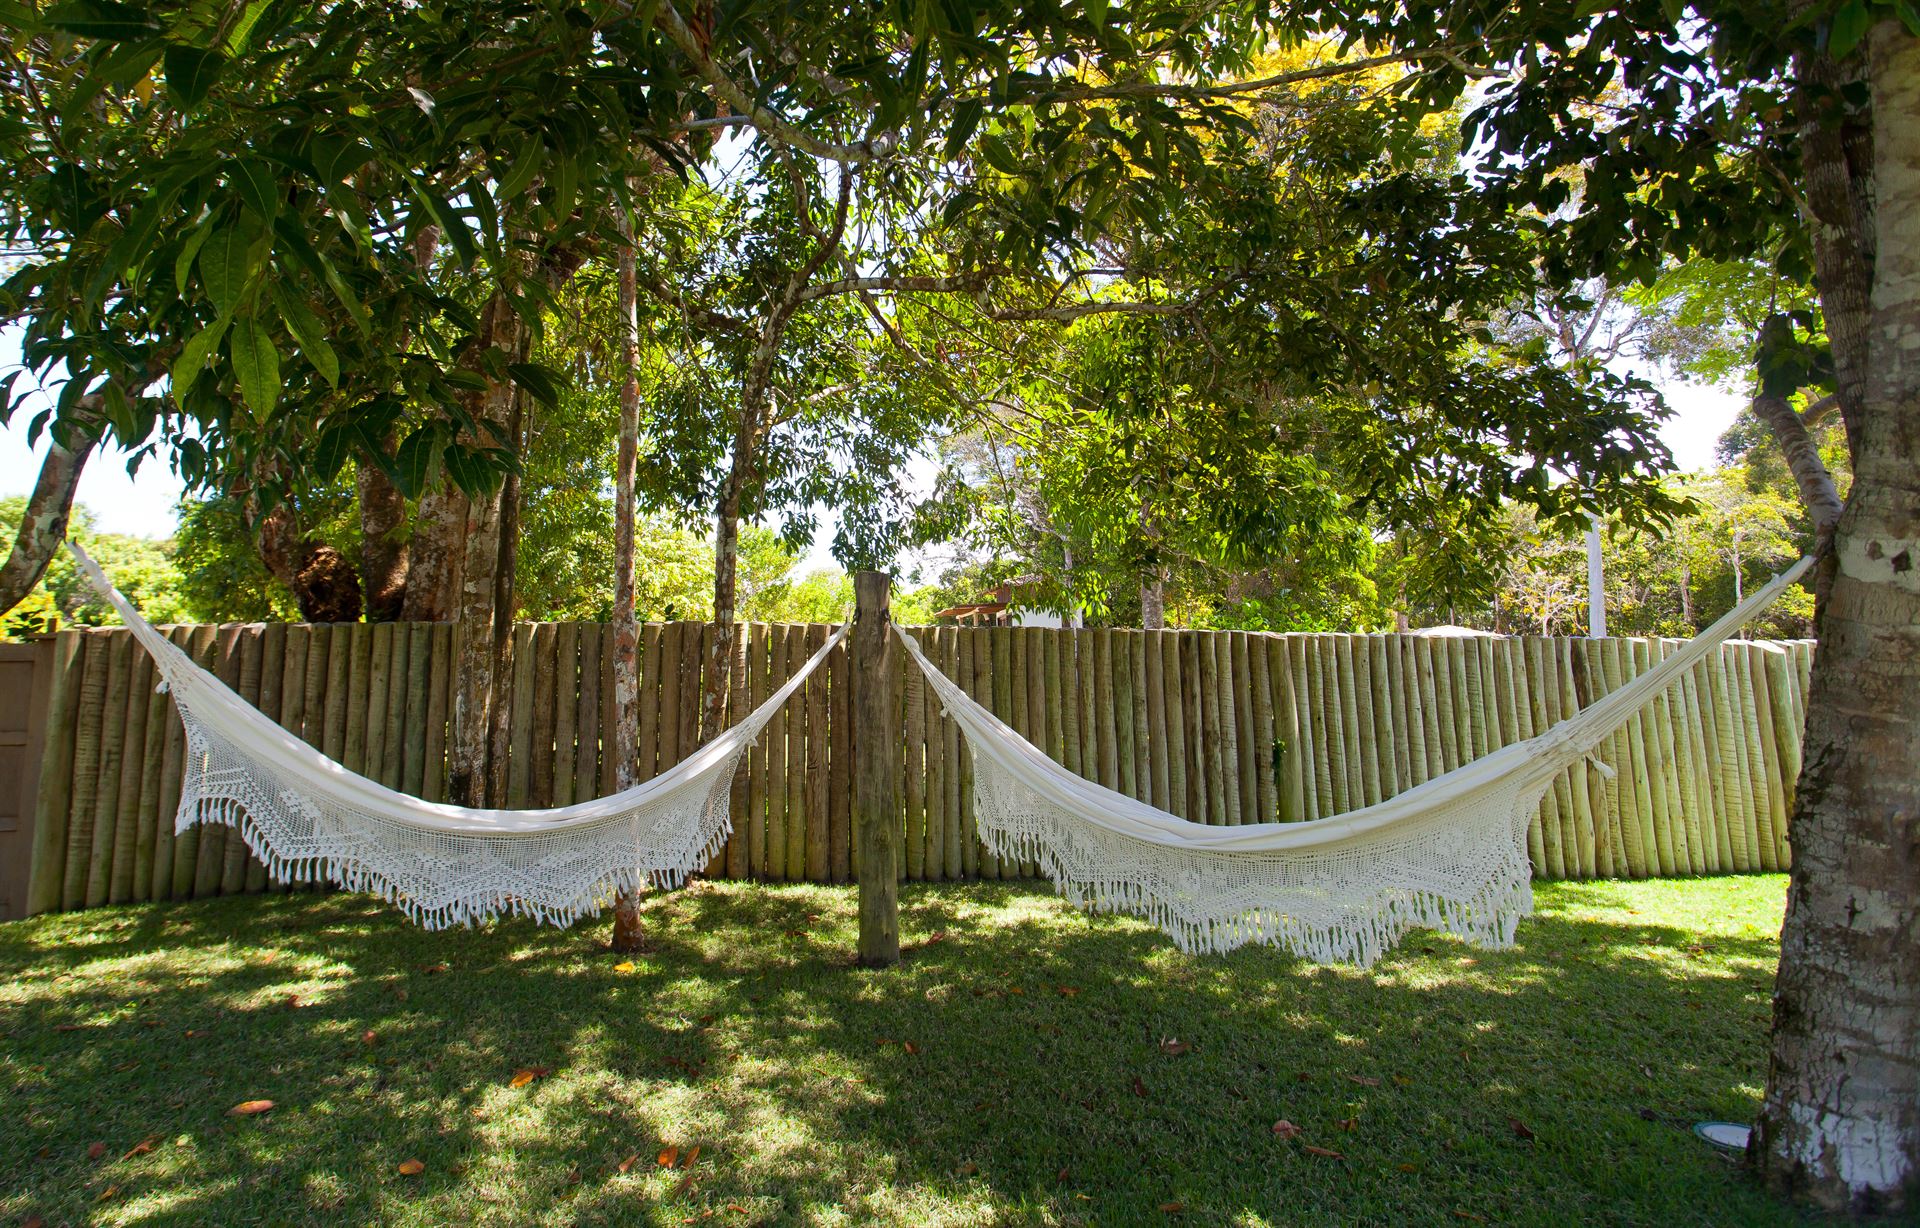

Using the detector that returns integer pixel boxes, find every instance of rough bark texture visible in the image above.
[402,484,467,622]
[357,453,410,622]
[853,571,900,967]
[0,433,94,616]
[447,293,522,807]
[610,220,647,952]
[1141,571,1166,630]
[484,387,527,807]
[1754,20,1920,1213]
[1752,391,1847,546]
[256,493,363,623]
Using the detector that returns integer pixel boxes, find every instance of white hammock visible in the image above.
[68,543,846,929]
[894,556,1814,965]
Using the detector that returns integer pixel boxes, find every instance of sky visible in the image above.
[0,325,1745,559]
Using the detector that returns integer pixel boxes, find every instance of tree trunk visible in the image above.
[484,387,527,807]
[0,432,94,615]
[1752,389,1847,547]
[704,486,742,742]
[255,486,363,623]
[447,294,522,807]
[610,215,647,952]
[1141,569,1166,630]
[357,452,409,622]
[402,484,467,622]
[1754,21,1920,1212]
[1679,562,1694,629]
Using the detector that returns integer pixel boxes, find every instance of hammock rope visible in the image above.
[68,542,847,928]
[893,556,1814,965]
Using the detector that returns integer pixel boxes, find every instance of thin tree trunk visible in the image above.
[447,293,521,806]
[1752,389,1847,547]
[705,483,742,742]
[0,432,94,615]
[610,214,647,951]
[1754,20,1919,1212]
[1141,569,1166,630]
[358,451,409,622]
[484,386,527,806]
[403,484,467,622]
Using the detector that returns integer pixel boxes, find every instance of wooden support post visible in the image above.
[854,572,900,968]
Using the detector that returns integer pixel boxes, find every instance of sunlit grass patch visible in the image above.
[0,876,1810,1226]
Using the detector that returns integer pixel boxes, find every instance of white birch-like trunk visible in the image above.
[1754,21,1920,1213]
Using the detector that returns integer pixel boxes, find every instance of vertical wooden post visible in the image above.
[854,571,899,968]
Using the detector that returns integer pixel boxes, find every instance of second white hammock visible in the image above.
[894,556,1813,965]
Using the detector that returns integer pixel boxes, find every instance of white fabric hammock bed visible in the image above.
[72,542,1811,964]
[891,556,1813,965]
[68,543,846,929]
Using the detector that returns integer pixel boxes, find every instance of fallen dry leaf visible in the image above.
[509,1069,538,1089]
[362,1030,377,1046]
[397,1158,425,1176]
[682,1145,701,1168]
[1132,1076,1149,1098]
[658,1145,680,1168]
[1056,1166,1070,1183]
[1007,986,1025,995]
[87,1141,106,1160]
[1397,1162,1419,1173]
[1335,1117,1358,1132]
[1347,1075,1380,1087]
[1508,1116,1535,1141]
[902,1041,920,1056]
[1159,1038,1191,1056]
[1303,1145,1344,1159]
[1271,1120,1302,1139]
[613,961,637,973]
[1453,1212,1486,1222]
[227,1100,275,1117]
[726,1205,747,1213]
[1056,985,1080,997]
[617,1154,639,1173]
[120,1138,157,1161]
[1159,1201,1184,1213]
[96,1184,119,1201]
[422,962,450,974]
[23,1216,44,1228]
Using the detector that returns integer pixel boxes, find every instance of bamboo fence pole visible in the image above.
[1210,633,1240,823]
[1088,629,1116,798]
[1231,633,1258,820]
[1670,647,1716,872]
[1304,637,1335,817]
[1411,636,1445,782]
[1272,638,1304,822]
[128,639,170,900]
[940,628,963,878]
[1624,641,1675,877]
[1043,628,1066,775]
[1725,645,1768,870]
[1250,635,1276,822]
[107,639,154,902]
[1284,636,1316,821]
[721,625,749,879]
[832,626,855,882]
[1704,645,1752,872]
[924,628,948,881]
[1195,631,1225,824]
[956,630,979,878]
[1113,630,1139,801]
[525,624,556,807]
[744,624,769,877]
[788,625,812,881]
[1601,639,1649,878]
[1586,639,1631,880]
[569,624,599,802]
[79,632,132,906]
[321,622,351,764]
[1324,635,1357,809]
[1130,632,1152,802]
[364,623,392,792]
[1564,640,1611,878]
[151,628,192,898]
[1060,628,1084,780]
[166,627,216,899]
[398,625,428,797]
[1690,648,1735,873]
[1160,632,1189,819]
[500,623,534,807]
[1498,637,1547,873]
[1519,637,1565,879]
[242,624,286,892]
[1369,636,1402,796]
[803,624,831,882]
[188,627,240,897]
[1762,645,1802,858]
[384,623,413,790]
[977,627,1002,874]
[1179,633,1207,820]
[987,626,1014,876]
[1145,630,1171,811]
[1017,627,1042,873]
[761,626,788,879]
[636,621,664,785]
[421,627,450,802]
[1341,635,1378,808]
[1389,638,1420,790]
[301,623,330,751]
[1646,643,1696,875]
[549,623,577,807]
[1460,637,1490,763]
[1746,645,1792,871]
[1554,639,1599,878]
[904,628,929,883]
[271,626,308,887]
[25,631,82,914]
[341,623,373,783]
[217,627,266,894]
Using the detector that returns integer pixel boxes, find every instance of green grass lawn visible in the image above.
[1,876,1814,1227]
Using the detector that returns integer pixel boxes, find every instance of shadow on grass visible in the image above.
[0,877,1811,1228]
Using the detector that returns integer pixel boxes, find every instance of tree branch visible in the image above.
[0,429,95,616]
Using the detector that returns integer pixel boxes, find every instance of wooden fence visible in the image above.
[7,622,1815,918]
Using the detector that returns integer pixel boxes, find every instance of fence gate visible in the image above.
[0,639,53,920]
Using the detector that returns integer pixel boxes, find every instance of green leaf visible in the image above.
[408,179,476,267]
[270,282,338,387]
[1829,0,1870,57]
[230,159,279,221]
[170,319,228,404]
[506,361,563,408]
[162,44,225,106]
[197,225,258,316]
[496,140,544,202]
[229,315,280,414]
[42,0,159,41]
[311,422,353,482]
[392,425,439,498]
[175,217,213,295]
[945,99,984,161]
